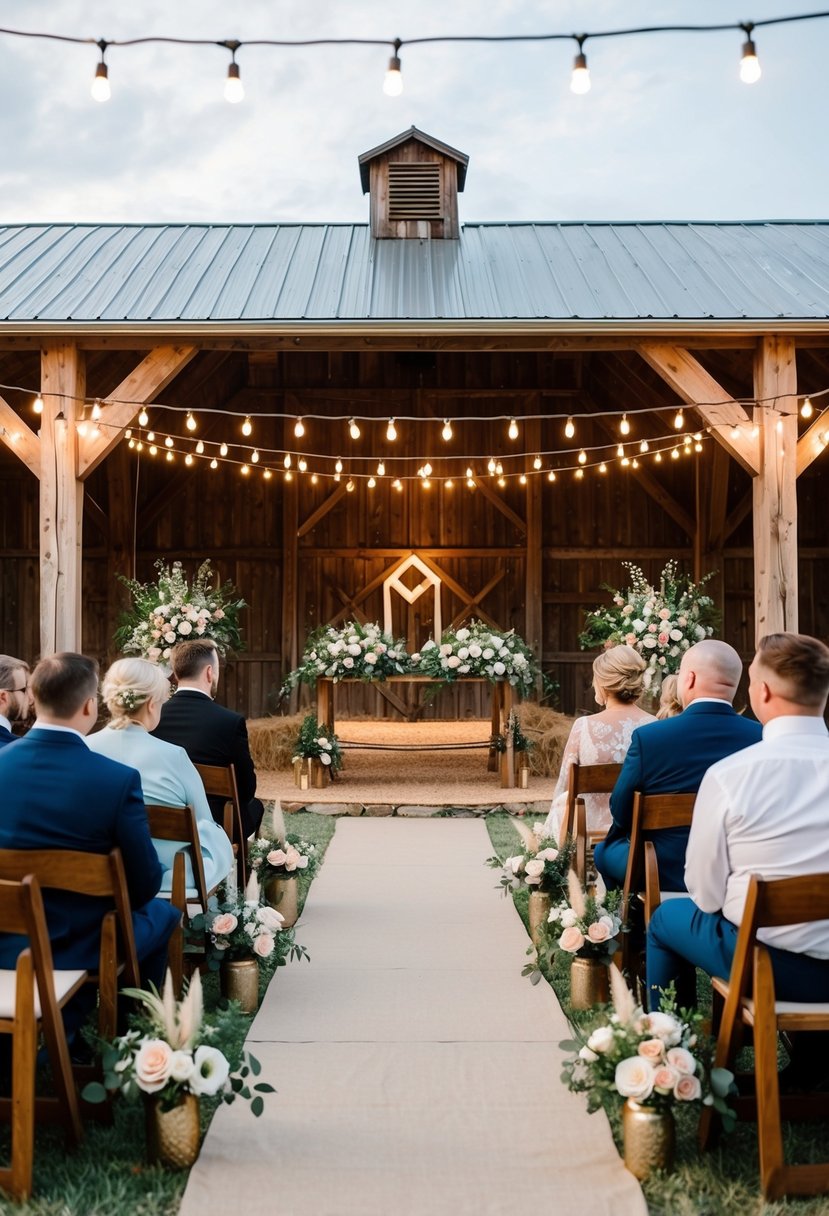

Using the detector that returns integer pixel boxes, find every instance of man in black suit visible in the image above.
[0,653,32,748]
[152,638,264,837]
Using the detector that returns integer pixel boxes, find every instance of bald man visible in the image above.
[594,640,762,892]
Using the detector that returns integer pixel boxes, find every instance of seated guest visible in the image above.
[152,639,264,838]
[88,658,234,894]
[647,632,829,1011]
[0,654,32,747]
[655,673,682,720]
[594,639,761,893]
[0,653,180,1017]
[541,645,654,840]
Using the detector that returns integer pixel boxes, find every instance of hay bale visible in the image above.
[516,705,576,778]
[248,715,304,771]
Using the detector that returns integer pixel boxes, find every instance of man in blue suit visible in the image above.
[594,640,761,892]
[0,654,32,748]
[0,653,180,1016]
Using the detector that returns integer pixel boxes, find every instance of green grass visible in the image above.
[485,813,829,1216]
[0,811,336,1216]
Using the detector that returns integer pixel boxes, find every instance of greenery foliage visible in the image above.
[280,620,409,696]
[114,559,245,661]
[248,834,319,881]
[413,620,540,696]
[291,712,343,773]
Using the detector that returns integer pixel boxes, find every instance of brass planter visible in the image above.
[569,955,610,1010]
[146,1093,201,1169]
[220,956,260,1014]
[622,1099,676,1180]
[264,874,299,927]
[527,890,552,949]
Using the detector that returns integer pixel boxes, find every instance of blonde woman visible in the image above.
[656,674,683,720]
[87,658,233,893]
[541,645,655,840]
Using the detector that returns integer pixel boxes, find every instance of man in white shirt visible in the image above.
[0,654,32,747]
[647,632,829,1011]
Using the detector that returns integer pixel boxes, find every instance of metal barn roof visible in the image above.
[1,221,829,326]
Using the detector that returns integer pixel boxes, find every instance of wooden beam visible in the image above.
[707,442,732,551]
[281,451,299,708]
[0,395,40,475]
[637,342,759,475]
[524,415,543,663]
[796,406,829,477]
[752,336,798,638]
[40,344,84,654]
[720,490,752,545]
[78,344,198,479]
[297,484,349,539]
[470,477,527,535]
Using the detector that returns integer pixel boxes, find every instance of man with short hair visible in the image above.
[152,638,264,837]
[0,654,32,747]
[594,639,761,892]
[647,632,829,1009]
[0,652,180,1005]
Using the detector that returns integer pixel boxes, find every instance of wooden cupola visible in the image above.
[358,127,468,239]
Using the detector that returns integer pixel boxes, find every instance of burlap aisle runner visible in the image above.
[179,819,646,1216]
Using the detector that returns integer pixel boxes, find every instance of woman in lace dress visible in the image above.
[542,645,655,840]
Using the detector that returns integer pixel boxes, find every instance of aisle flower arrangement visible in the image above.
[280,620,409,696]
[490,708,533,758]
[292,712,343,775]
[487,830,573,898]
[412,620,540,696]
[195,874,310,973]
[115,559,245,662]
[579,561,717,695]
[249,834,319,881]
[544,871,622,962]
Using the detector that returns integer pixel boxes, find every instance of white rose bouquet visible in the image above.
[487,828,574,899]
[193,873,310,972]
[291,712,343,774]
[281,620,410,696]
[115,558,245,663]
[249,834,319,881]
[82,969,273,1116]
[560,967,735,1124]
[579,560,718,695]
[412,619,540,696]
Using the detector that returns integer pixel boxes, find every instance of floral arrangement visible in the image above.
[281,620,409,696]
[194,874,310,972]
[544,871,623,962]
[412,620,540,696]
[292,712,343,774]
[579,561,717,695]
[115,559,245,662]
[491,709,533,755]
[83,970,273,1115]
[249,834,319,881]
[488,828,574,899]
[560,968,735,1126]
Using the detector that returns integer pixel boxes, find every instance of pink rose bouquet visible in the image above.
[249,833,319,881]
[543,871,623,962]
[487,830,574,898]
[192,872,310,975]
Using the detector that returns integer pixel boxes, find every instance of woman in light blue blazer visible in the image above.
[88,658,234,894]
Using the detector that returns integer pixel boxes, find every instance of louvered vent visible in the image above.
[388,162,441,220]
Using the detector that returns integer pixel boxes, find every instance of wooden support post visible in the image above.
[524,413,543,685]
[752,336,798,639]
[281,420,300,713]
[40,344,84,655]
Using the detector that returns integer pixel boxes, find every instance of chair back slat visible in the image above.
[144,804,210,909]
[194,762,249,886]
[562,761,623,841]
[753,873,829,928]
[638,792,698,831]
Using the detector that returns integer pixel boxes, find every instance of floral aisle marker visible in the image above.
[249,833,319,926]
[280,620,410,697]
[115,559,245,663]
[487,826,574,949]
[579,561,717,696]
[413,619,541,697]
[524,871,622,1006]
[292,712,343,780]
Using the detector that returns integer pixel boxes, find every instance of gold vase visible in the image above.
[527,890,552,948]
[622,1099,676,1180]
[220,956,260,1014]
[263,874,299,927]
[569,955,610,1010]
[146,1093,201,1169]
[309,758,330,788]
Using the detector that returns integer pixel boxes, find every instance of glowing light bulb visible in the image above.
[138,409,149,427]
[242,416,252,437]
[739,32,761,84]
[185,453,193,466]
[294,417,305,437]
[311,473,319,485]
[91,400,102,421]
[801,397,814,419]
[284,470,293,482]
[533,454,542,470]
[251,449,259,464]
[695,441,703,452]
[621,456,630,467]
[393,478,402,491]
[125,429,132,439]
[442,419,453,441]
[284,453,292,469]
[128,438,135,450]
[167,450,174,462]
[149,445,157,456]
[547,470,556,482]
[570,42,591,94]
[578,449,587,464]
[519,473,527,485]
[422,479,431,490]
[263,469,272,480]
[377,461,385,477]
[466,466,473,479]
[564,417,575,439]
[386,418,397,442]
[146,431,155,443]
[33,395,43,414]
[346,479,355,492]
[620,413,630,436]
[383,43,403,96]
[487,458,496,475]
[220,442,228,457]
[671,447,680,460]
[335,458,343,474]
[599,462,607,473]
[616,443,624,458]
[684,434,692,446]
[495,462,503,476]
[497,476,506,488]
[91,59,111,103]
[639,440,649,453]
[185,412,197,432]
[445,478,454,489]
[655,451,662,463]
[466,477,475,489]
[348,418,361,440]
[224,60,244,103]
[367,476,376,489]
[674,409,684,430]
[423,462,432,477]
[241,464,250,476]
[195,440,204,455]
[136,441,143,452]
[210,458,218,469]
[508,418,519,440]
[298,457,307,473]
[333,473,341,483]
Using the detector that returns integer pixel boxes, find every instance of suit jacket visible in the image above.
[151,689,257,823]
[0,723,16,749]
[0,727,163,970]
[605,701,762,890]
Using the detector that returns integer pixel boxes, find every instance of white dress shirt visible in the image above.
[684,715,829,957]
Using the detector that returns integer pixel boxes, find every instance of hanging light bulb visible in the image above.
[146,431,155,443]
[801,397,814,419]
[739,25,761,84]
[564,416,575,439]
[377,460,385,477]
[654,451,662,463]
[348,418,361,440]
[367,476,376,489]
[128,438,135,450]
[519,473,527,485]
[695,440,703,452]
[334,457,343,474]
[616,443,624,458]
[149,444,158,456]
[620,413,631,436]
[220,442,229,457]
[284,453,292,469]
[466,476,475,489]
[185,453,194,467]
[495,462,503,476]
[386,418,397,442]
[210,458,218,469]
[284,470,293,482]
[497,476,506,488]
[393,478,403,491]
[195,440,204,455]
[251,449,259,464]
[671,447,680,460]
[91,43,111,102]
[533,454,542,470]
[124,428,132,439]
[599,461,607,473]
[242,416,252,436]
[311,473,319,485]
[621,456,630,467]
[33,394,44,414]
[639,439,649,453]
[167,450,174,463]
[570,36,591,94]
[445,478,454,489]
[423,461,432,477]
[575,467,585,480]
[578,449,587,464]
[183,411,195,432]
[442,419,453,442]
[138,408,149,427]
[508,418,519,440]
[684,434,692,447]
[224,47,244,103]
[136,441,143,452]
[487,457,496,475]
[422,479,431,490]
[241,464,250,476]
[298,456,307,473]
[547,470,557,483]
[294,417,305,438]
[263,468,272,480]
[164,435,173,448]
[91,399,102,421]
[383,39,403,96]
[674,409,685,430]
[333,473,341,483]
[346,479,355,493]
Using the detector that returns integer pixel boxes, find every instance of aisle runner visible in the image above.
[180,820,646,1216]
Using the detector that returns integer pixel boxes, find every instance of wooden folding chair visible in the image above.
[0,875,87,1200]
[699,873,829,1199]
[561,762,623,883]
[144,804,217,996]
[619,791,696,976]
[0,848,140,1099]
[194,762,249,887]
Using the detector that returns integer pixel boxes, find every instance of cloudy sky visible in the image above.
[0,1,826,225]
